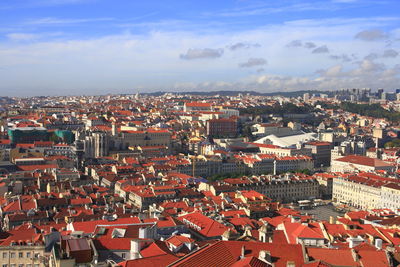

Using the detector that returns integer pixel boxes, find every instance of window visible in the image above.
[2,252,7,258]
[10,253,15,258]
[121,252,126,259]
[18,252,23,258]
[26,252,31,258]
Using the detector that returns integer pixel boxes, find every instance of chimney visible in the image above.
[286,261,296,267]
[112,123,118,136]
[259,250,272,264]
[241,245,245,259]
[130,239,142,260]
[375,238,383,250]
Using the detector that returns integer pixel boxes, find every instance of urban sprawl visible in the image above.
[1,88,400,266]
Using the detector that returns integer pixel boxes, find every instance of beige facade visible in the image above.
[0,245,46,267]
[258,146,311,157]
[120,130,171,147]
[222,176,320,203]
[381,183,400,211]
[332,177,381,210]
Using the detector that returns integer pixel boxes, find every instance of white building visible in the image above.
[331,155,394,173]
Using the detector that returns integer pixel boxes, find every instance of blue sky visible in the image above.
[0,0,400,96]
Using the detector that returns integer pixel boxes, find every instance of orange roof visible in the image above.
[0,139,11,145]
[306,247,358,266]
[169,240,305,267]
[71,217,142,233]
[17,164,58,171]
[185,102,212,107]
[335,155,392,167]
[119,254,179,267]
[165,235,194,247]
[177,212,230,238]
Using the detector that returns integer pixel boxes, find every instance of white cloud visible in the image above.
[312,45,329,54]
[180,48,224,60]
[0,16,399,96]
[6,33,39,41]
[228,42,261,51]
[382,49,399,58]
[355,29,388,41]
[239,58,267,68]
[26,17,113,25]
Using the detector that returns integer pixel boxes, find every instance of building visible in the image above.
[206,118,237,137]
[83,132,109,158]
[331,140,366,164]
[304,141,331,167]
[8,127,49,144]
[177,212,230,240]
[380,183,400,211]
[0,228,47,267]
[120,129,171,148]
[331,155,394,173]
[332,173,400,210]
[253,143,312,157]
[183,102,212,112]
[222,175,320,203]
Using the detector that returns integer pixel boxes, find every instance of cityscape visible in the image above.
[1,0,400,267]
[0,90,400,266]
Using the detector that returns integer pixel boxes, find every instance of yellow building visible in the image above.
[0,244,46,267]
[333,175,382,210]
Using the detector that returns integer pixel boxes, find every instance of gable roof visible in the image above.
[306,247,358,267]
[169,240,304,267]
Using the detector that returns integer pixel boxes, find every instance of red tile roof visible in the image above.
[306,248,358,266]
[177,212,230,238]
[119,253,179,267]
[169,240,304,267]
[185,102,212,107]
[282,222,325,244]
[70,217,142,233]
[357,249,390,267]
[230,256,270,267]
[165,235,194,248]
[335,155,392,167]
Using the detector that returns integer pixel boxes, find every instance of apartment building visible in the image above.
[222,176,320,203]
[332,174,400,210]
[206,118,237,137]
[120,129,171,147]
[304,141,331,167]
[331,155,394,173]
[380,183,400,211]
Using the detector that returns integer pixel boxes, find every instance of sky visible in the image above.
[0,0,400,96]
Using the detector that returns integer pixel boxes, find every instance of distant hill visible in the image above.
[144,90,332,97]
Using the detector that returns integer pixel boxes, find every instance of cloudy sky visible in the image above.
[0,0,400,96]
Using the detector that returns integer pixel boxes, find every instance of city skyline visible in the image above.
[1,0,400,96]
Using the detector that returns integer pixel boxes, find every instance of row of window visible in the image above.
[2,264,39,267]
[2,252,40,259]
